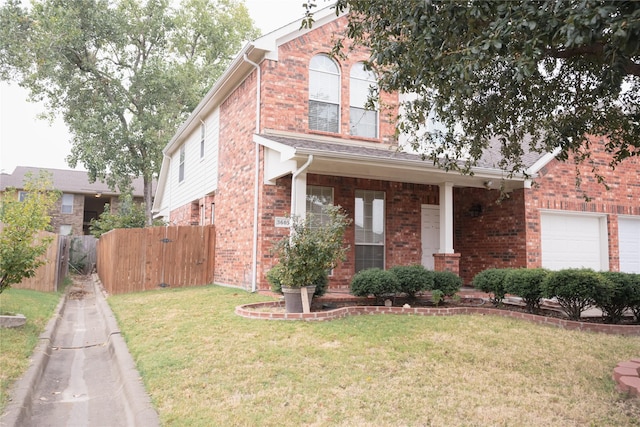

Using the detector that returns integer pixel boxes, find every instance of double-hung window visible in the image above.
[61,193,74,214]
[306,185,334,227]
[350,62,378,138]
[179,145,185,182]
[309,54,340,133]
[200,122,205,158]
[355,190,385,272]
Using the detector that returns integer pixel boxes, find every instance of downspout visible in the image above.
[243,53,261,292]
[291,155,314,218]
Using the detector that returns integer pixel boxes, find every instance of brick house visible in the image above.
[1,166,147,235]
[152,9,640,291]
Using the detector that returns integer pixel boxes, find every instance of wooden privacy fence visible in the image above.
[14,231,69,293]
[96,225,215,294]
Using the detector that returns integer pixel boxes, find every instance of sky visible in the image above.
[0,0,313,174]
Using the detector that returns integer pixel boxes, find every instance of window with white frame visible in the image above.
[200,122,205,158]
[179,145,185,182]
[61,193,74,214]
[306,185,334,227]
[18,191,28,201]
[355,190,385,272]
[309,54,340,133]
[350,63,378,138]
[59,224,72,235]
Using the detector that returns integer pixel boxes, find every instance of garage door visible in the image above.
[619,217,640,273]
[540,212,607,271]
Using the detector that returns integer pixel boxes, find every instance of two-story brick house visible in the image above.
[1,166,147,235]
[152,8,640,290]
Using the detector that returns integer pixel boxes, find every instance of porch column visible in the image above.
[290,171,307,218]
[435,182,460,275]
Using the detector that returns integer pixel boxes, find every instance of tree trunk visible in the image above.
[143,177,154,226]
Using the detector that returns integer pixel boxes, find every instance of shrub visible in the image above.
[595,272,635,324]
[350,268,399,301]
[432,271,462,298]
[542,268,610,321]
[472,268,512,306]
[267,264,328,297]
[504,268,549,313]
[389,265,433,299]
[628,274,640,322]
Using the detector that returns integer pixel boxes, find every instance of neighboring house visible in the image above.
[152,9,640,291]
[1,166,147,235]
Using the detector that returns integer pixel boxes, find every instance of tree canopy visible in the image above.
[306,0,640,181]
[0,171,59,293]
[0,0,259,223]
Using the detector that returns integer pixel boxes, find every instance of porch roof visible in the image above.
[255,131,547,190]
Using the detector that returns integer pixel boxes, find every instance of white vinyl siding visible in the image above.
[619,217,640,273]
[540,211,608,271]
[166,108,220,213]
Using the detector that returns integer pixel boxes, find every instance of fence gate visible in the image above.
[97,225,215,294]
[69,235,97,275]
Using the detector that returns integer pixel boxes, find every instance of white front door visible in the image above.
[421,205,440,270]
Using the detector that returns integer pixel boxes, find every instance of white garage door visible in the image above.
[619,217,640,273]
[541,212,607,271]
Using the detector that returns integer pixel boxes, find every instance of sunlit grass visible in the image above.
[109,285,640,426]
[0,288,62,411]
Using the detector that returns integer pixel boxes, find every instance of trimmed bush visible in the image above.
[389,265,433,299]
[628,274,640,322]
[596,272,635,324]
[504,268,549,313]
[267,264,329,297]
[432,271,462,298]
[350,268,399,301]
[472,268,512,306]
[542,268,610,321]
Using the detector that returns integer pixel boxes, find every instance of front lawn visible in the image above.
[0,288,62,411]
[108,285,640,426]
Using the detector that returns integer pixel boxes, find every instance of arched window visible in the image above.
[309,54,340,133]
[350,62,378,138]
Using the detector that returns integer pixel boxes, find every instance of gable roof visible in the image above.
[0,166,147,197]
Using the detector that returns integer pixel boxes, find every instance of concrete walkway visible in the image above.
[1,275,159,427]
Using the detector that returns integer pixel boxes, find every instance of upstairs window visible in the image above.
[61,193,74,214]
[350,63,378,138]
[179,145,186,182]
[200,122,205,158]
[309,54,340,133]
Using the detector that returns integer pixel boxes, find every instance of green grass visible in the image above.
[0,287,62,411]
[108,285,640,426]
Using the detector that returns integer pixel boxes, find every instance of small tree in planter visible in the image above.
[272,205,351,313]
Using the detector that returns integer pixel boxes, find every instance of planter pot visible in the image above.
[282,286,316,313]
[0,313,26,328]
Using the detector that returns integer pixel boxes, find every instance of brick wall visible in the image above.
[454,136,640,284]
[260,15,398,143]
[257,174,440,291]
[50,193,84,235]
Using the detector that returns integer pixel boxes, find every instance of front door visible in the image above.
[421,204,440,270]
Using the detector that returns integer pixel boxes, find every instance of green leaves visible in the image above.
[326,0,640,181]
[0,171,59,293]
[0,0,258,222]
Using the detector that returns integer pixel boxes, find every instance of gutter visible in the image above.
[243,54,261,293]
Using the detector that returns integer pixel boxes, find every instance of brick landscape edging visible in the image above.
[612,359,640,398]
[235,301,640,336]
